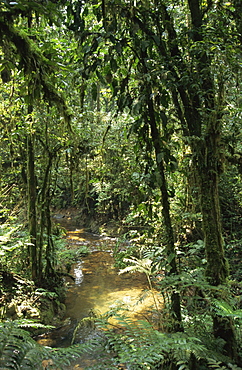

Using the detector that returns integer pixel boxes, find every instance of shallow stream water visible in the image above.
[37,218,160,368]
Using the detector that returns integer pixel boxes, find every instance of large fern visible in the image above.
[0,320,90,370]
[1,315,241,370]
[92,315,241,370]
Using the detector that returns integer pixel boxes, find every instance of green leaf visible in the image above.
[212,299,242,318]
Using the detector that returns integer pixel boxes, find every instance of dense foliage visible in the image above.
[1,0,242,368]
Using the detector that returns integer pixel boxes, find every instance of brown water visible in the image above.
[37,221,161,367]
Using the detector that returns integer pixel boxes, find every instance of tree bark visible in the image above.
[45,191,56,278]
[38,151,54,282]
[195,136,228,286]
[27,131,38,282]
[185,0,238,359]
[193,130,237,359]
[146,87,183,332]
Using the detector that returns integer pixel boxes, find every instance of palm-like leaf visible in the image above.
[119,257,153,275]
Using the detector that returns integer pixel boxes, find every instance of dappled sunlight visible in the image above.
[37,227,162,352]
[65,250,162,323]
[32,219,165,370]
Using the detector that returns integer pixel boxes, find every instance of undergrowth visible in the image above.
[69,311,242,370]
[0,320,90,370]
[1,315,241,370]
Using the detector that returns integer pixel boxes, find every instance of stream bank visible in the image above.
[1,210,128,328]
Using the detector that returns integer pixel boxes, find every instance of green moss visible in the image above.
[38,298,66,326]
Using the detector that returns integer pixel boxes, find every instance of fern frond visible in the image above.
[212,299,242,320]
[11,319,54,330]
[0,320,91,369]
[119,257,153,275]
[94,315,236,369]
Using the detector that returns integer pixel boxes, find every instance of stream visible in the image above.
[37,217,160,368]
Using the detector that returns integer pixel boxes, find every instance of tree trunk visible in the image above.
[195,132,227,285]
[38,152,53,283]
[38,151,56,280]
[193,131,238,359]
[180,0,238,358]
[146,89,183,332]
[27,132,38,282]
[45,191,56,278]
[70,155,74,203]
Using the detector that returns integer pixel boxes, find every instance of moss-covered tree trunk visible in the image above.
[183,0,238,359]
[27,131,38,282]
[195,136,227,286]
[193,130,237,359]
[146,85,183,333]
[45,189,56,279]
[155,0,238,357]
[44,163,56,279]
[38,151,54,283]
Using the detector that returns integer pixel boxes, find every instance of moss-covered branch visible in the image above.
[0,20,71,123]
